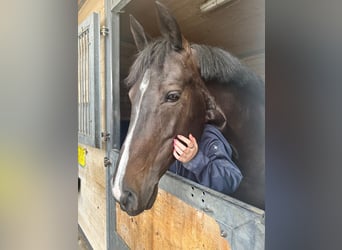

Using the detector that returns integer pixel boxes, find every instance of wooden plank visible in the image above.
[78,0,105,25]
[117,189,231,250]
[121,0,264,57]
[78,145,106,250]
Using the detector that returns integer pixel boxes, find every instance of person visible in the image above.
[169,124,242,195]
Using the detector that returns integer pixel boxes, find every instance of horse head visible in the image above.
[111,1,226,216]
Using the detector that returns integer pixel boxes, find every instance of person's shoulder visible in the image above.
[203,124,222,135]
[201,124,233,155]
[202,124,225,140]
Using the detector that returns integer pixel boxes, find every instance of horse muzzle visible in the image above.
[111,179,159,216]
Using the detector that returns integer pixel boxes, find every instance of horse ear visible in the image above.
[205,94,227,130]
[130,15,151,52]
[155,1,182,50]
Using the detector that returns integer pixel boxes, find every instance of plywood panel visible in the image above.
[78,0,104,24]
[117,189,231,250]
[121,0,264,56]
[78,145,106,250]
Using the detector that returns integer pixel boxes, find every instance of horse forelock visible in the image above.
[125,39,174,88]
[124,38,198,90]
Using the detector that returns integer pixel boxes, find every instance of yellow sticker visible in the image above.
[78,146,86,167]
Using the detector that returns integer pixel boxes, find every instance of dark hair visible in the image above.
[125,38,174,89]
[191,44,264,103]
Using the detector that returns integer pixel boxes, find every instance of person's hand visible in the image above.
[173,134,198,163]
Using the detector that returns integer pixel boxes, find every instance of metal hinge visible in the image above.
[104,156,111,167]
[100,26,109,36]
[101,131,110,141]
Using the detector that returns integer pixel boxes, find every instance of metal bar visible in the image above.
[111,0,131,12]
[84,31,88,135]
[92,13,101,148]
[105,0,131,249]
[88,18,93,140]
[111,18,121,151]
[78,35,81,133]
[79,33,82,134]
[80,32,84,135]
[83,32,86,135]
[82,32,87,136]
[86,30,90,136]
[104,1,116,249]
[84,31,87,135]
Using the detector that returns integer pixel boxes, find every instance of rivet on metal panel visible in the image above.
[220,230,227,238]
[202,206,213,213]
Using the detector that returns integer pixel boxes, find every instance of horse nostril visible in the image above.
[120,191,130,206]
[120,189,137,212]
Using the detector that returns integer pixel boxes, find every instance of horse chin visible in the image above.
[145,184,159,210]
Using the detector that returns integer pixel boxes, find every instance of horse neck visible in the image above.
[205,81,264,150]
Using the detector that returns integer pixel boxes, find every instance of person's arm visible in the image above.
[173,134,242,194]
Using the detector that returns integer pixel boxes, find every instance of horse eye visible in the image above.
[166,91,180,102]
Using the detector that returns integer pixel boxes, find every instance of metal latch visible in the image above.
[100,26,109,36]
[104,157,111,167]
[101,131,110,141]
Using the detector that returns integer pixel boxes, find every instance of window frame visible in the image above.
[78,12,101,148]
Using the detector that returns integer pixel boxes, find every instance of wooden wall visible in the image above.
[78,0,106,249]
[117,189,231,250]
[78,145,106,250]
[120,0,265,57]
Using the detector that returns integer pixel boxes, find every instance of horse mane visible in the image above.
[125,40,264,103]
[191,44,265,103]
[125,38,173,89]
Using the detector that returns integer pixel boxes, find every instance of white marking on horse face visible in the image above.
[112,70,151,202]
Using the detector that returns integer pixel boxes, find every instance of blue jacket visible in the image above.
[169,124,242,195]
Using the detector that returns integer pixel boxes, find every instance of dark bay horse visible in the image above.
[112,1,264,216]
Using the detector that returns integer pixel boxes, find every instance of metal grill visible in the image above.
[78,28,91,136]
[78,13,100,147]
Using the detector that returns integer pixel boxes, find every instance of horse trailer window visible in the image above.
[78,13,101,148]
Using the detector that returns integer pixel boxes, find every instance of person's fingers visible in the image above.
[173,135,198,163]
[173,150,182,160]
[175,140,192,156]
[173,150,184,162]
[189,134,197,147]
[174,143,184,156]
[189,134,195,143]
[174,138,187,151]
[177,135,191,146]
[174,150,187,162]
